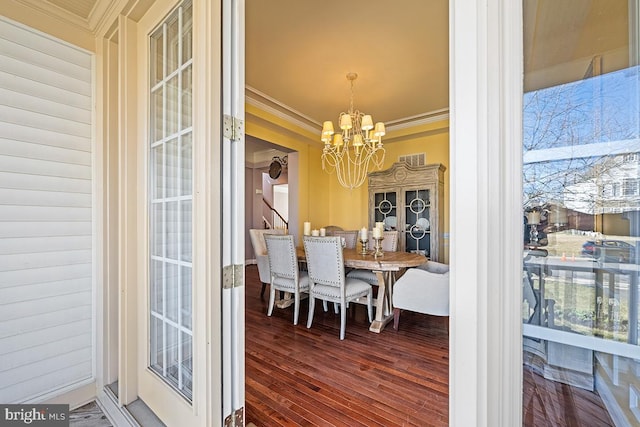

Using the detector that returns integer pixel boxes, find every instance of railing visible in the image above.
[263,198,288,231]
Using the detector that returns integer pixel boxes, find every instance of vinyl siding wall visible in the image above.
[0,17,94,403]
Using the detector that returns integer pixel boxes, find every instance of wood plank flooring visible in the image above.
[245,265,450,426]
[244,264,614,427]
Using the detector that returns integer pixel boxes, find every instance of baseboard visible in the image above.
[31,378,96,410]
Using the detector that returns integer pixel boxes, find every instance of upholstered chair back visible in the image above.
[332,230,358,249]
[303,236,345,287]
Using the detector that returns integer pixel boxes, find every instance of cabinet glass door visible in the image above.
[404,189,431,256]
[374,191,397,230]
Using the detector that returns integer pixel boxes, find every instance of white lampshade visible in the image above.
[333,133,344,147]
[322,121,334,136]
[361,115,374,130]
[340,114,353,130]
[374,122,386,137]
[353,134,363,147]
[527,211,541,225]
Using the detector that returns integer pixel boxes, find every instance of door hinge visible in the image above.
[224,407,244,427]
[223,114,244,141]
[222,264,244,289]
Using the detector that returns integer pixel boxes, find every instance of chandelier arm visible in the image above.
[320,73,385,190]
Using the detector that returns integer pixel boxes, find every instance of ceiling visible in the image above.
[32,0,631,153]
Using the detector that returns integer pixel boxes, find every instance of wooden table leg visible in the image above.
[369,270,393,333]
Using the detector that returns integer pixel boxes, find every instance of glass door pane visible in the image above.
[149,0,193,400]
[522,1,639,425]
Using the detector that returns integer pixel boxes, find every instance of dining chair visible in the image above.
[348,230,399,285]
[331,230,359,249]
[264,234,310,325]
[249,228,286,297]
[303,236,373,340]
[322,225,343,236]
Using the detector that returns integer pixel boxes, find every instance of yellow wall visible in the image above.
[246,104,450,259]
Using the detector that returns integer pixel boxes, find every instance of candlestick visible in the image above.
[373,236,384,258]
[359,237,369,255]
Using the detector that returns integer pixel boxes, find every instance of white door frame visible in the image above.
[449,0,523,426]
[221,0,246,422]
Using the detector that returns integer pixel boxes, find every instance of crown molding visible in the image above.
[386,108,450,131]
[246,85,449,138]
[245,86,321,135]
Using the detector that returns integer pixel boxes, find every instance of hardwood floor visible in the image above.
[244,264,614,427]
[245,265,449,426]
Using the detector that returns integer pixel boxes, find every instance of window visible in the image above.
[623,178,637,196]
[148,0,193,400]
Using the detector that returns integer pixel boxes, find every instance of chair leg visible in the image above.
[340,301,347,340]
[293,292,300,325]
[267,286,276,316]
[367,290,373,323]
[393,307,401,330]
[323,300,328,312]
[260,282,267,298]
[334,302,339,314]
[307,295,316,329]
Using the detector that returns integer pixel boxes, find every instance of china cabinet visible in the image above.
[368,162,446,261]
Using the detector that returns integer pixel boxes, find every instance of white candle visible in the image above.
[375,222,384,233]
[311,229,320,236]
[360,227,368,240]
[320,227,326,236]
[372,227,381,239]
[303,222,311,236]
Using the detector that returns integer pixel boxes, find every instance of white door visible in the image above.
[122,0,244,425]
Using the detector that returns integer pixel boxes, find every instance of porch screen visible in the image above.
[0,18,93,402]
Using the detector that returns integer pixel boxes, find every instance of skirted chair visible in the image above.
[303,236,373,340]
[264,234,310,325]
[249,228,286,297]
[392,261,449,330]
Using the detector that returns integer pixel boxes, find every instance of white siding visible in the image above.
[0,17,93,403]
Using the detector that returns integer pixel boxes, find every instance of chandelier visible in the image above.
[321,73,386,190]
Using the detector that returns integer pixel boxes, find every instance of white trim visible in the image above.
[523,325,640,359]
[246,85,450,137]
[385,109,450,131]
[246,86,320,133]
[26,378,95,405]
[449,0,523,425]
[96,388,140,427]
[524,138,640,164]
[222,0,246,420]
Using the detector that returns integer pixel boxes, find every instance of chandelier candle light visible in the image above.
[321,73,386,190]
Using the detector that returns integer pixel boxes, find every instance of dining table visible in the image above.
[296,246,427,333]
